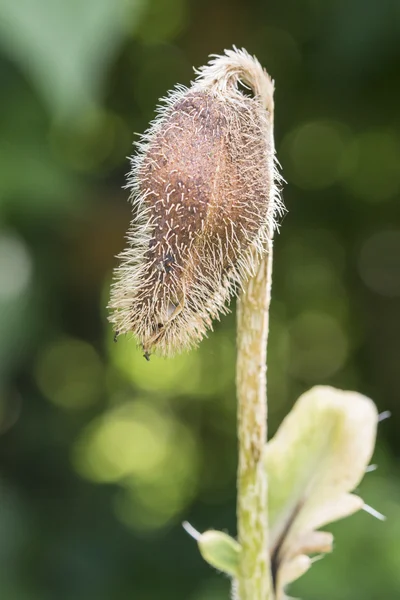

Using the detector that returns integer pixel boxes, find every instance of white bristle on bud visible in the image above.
[109,48,284,357]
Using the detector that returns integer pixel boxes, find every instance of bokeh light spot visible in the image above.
[109,332,202,395]
[113,468,195,531]
[35,337,103,409]
[358,230,400,297]
[281,230,348,319]
[74,402,173,482]
[289,311,348,381]
[0,231,32,301]
[342,131,400,202]
[281,120,350,190]
[74,400,198,530]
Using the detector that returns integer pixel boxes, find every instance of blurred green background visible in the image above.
[0,0,399,598]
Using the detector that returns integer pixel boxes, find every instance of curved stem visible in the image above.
[234,55,277,599]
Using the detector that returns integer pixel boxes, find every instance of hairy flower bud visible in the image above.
[109,48,283,357]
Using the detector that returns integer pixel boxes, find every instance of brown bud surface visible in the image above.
[109,48,283,357]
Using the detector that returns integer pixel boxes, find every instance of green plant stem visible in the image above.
[236,240,274,600]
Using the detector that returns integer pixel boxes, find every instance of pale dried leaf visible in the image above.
[263,385,378,598]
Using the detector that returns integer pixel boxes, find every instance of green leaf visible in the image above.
[264,385,379,598]
[183,523,241,577]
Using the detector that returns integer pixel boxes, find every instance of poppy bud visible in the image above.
[109,48,283,357]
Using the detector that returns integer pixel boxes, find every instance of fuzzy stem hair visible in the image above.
[236,242,274,600]
[233,55,276,600]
